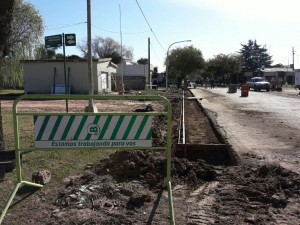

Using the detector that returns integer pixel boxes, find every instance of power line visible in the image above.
[92,24,150,35]
[45,21,150,35]
[135,0,166,53]
[150,42,163,66]
[45,22,86,30]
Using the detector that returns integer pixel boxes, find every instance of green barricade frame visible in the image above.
[0,94,175,225]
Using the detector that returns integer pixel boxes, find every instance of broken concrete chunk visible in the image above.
[32,169,51,185]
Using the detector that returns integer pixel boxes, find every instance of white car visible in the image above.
[188,82,196,89]
[246,77,271,92]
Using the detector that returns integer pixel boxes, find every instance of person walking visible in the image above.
[210,80,215,89]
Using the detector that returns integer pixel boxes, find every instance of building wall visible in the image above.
[24,61,61,94]
[97,61,113,93]
[68,61,93,94]
[295,70,300,86]
[113,76,146,91]
[244,69,295,85]
[115,62,153,90]
[263,71,294,84]
[23,59,115,94]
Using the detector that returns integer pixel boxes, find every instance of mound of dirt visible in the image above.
[2,90,300,224]
[46,150,217,224]
[35,151,300,225]
[93,150,216,188]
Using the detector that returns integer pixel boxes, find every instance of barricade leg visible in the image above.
[167,181,175,225]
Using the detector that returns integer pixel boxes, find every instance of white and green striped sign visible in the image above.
[34,115,152,148]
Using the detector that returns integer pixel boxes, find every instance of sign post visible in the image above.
[65,33,76,46]
[45,35,62,48]
[45,33,77,112]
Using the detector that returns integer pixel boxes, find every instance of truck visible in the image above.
[246,77,271,92]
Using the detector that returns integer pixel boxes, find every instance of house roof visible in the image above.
[21,58,115,64]
[257,67,293,73]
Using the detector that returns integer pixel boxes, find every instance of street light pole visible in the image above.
[165,40,191,89]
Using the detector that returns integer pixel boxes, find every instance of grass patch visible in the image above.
[0,89,24,96]
[0,104,116,207]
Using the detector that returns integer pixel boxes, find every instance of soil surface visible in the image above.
[1,90,300,224]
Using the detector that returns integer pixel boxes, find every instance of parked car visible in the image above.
[188,82,196,89]
[246,77,271,92]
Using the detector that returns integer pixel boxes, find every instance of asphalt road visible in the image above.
[191,86,300,174]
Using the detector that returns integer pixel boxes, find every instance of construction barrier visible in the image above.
[0,94,175,225]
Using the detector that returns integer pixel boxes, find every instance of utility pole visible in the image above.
[85,0,97,112]
[292,47,295,70]
[148,37,151,89]
[119,4,124,93]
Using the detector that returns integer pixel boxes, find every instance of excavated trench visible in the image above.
[173,89,237,166]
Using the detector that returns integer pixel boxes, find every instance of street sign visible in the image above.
[65,33,76,46]
[45,34,62,48]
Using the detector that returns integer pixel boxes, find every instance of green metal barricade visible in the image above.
[0,94,175,225]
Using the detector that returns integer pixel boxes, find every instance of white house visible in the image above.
[244,67,295,85]
[22,58,117,94]
[294,69,300,87]
[257,67,294,84]
[114,62,154,91]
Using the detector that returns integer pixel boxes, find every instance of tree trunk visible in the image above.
[0,0,15,150]
[0,101,4,151]
[0,0,15,58]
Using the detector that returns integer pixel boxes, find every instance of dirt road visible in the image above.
[191,87,300,174]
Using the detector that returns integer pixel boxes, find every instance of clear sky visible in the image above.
[26,0,300,72]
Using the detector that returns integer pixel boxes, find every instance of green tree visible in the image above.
[34,45,58,59]
[270,63,285,68]
[77,36,134,64]
[34,45,48,59]
[55,53,64,60]
[137,58,149,65]
[67,55,82,60]
[167,46,205,82]
[206,54,242,84]
[0,0,15,151]
[0,0,15,58]
[0,0,44,88]
[6,0,43,58]
[239,39,272,72]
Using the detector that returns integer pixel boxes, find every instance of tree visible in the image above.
[167,46,205,82]
[239,39,272,72]
[270,63,285,68]
[0,0,44,88]
[0,0,15,151]
[34,45,58,59]
[206,54,242,84]
[137,58,149,65]
[9,0,44,58]
[0,0,15,58]
[67,55,82,60]
[77,36,134,64]
[55,53,64,60]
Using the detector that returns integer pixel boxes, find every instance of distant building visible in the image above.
[22,58,117,94]
[243,67,295,85]
[294,69,300,88]
[114,62,154,91]
[257,67,294,85]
